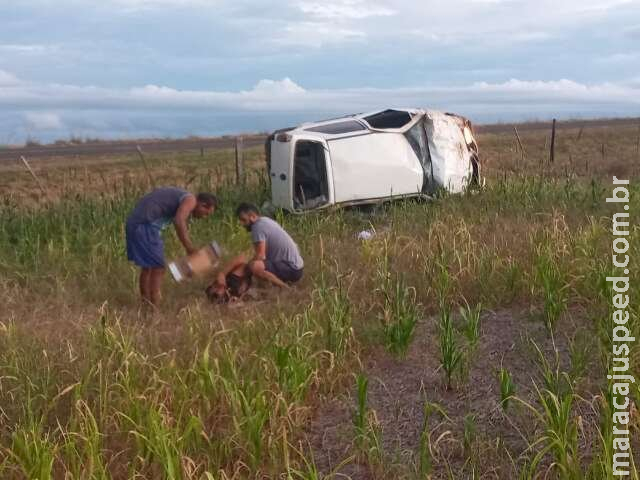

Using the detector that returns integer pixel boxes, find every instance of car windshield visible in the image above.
[363,109,413,129]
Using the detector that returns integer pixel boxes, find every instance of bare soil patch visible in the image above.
[307,308,605,479]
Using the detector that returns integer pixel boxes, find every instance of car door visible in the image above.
[269,135,294,210]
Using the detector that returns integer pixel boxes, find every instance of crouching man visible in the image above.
[236,203,303,288]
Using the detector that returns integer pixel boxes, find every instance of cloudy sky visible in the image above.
[1,0,639,143]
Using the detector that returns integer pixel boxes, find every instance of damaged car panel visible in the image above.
[265,108,481,212]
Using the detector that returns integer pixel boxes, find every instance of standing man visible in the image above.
[126,187,217,306]
[236,203,304,288]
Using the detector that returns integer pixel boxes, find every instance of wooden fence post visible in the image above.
[235,136,244,185]
[19,156,46,195]
[513,126,526,165]
[549,119,556,164]
[136,145,156,187]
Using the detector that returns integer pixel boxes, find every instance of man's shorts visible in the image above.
[265,259,304,283]
[126,222,165,269]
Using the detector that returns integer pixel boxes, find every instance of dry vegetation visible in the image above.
[0,120,639,479]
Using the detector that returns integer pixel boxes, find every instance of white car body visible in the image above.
[266,108,480,212]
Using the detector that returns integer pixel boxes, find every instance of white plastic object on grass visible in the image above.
[357,229,376,241]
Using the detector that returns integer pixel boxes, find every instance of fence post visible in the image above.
[235,136,244,185]
[549,119,556,164]
[19,156,46,195]
[513,126,526,165]
[136,145,156,187]
[636,124,640,175]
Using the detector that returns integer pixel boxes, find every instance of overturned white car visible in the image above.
[265,108,480,212]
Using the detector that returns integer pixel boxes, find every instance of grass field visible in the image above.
[0,120,639,479]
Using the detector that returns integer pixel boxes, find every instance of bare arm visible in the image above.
[253,241,267,262]
[216,254,247,285]
[174,195,197,254]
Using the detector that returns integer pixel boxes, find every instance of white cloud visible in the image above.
[3,75,638,142]
[579,0,634,13]
[251,78,306,95]
[24,112,64,130]
[1,75,638,113]
[408,27,553,46]
[276,21,366,46]
[109,0,213,10]
[0,44,53,54]
[297,0,395,20]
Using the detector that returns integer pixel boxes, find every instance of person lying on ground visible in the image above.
[126,187,218,307]
[235,202,304,289]
[205,254,253,304]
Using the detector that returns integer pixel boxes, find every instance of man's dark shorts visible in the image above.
[126,222,165,269]
[265,259,303,283]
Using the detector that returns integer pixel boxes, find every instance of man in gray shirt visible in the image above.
[236,203,304,288]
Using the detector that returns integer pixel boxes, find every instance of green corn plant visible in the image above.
[8,424,56,480]
[192,342,220,400]
[531,339,571,399]
[363,413,383,473]
[568,334,590,383]
[273,343,314,402]
[415,401,449,479]
[60,399,109,480]
[459,300,482,349]
[586,368,639,480]
[379,274,419,357]
[316,272,353,360]
[417,420,433,479]
[438,307,464,390]
[286,450,323,480]
[528,385,581,480]
[351,373,383,470]
[502,259,524,303]
[237,390,270,470]
[463,413,476,460]
[587,381,615,479]
[514,339,582,480]
[219,373,270,471]
[497,367,516,411]
[353,373,369,447]
[515,459,537,480]
[534,246,568,332]
[286,441,354,480]
[434,258,452,311]
[118,405,185,479]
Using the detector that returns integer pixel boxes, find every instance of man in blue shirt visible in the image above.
[126,187,217,306]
